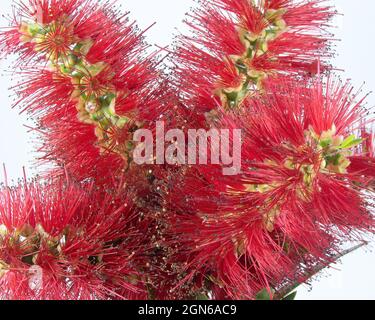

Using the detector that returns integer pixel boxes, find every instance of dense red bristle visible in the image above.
[162,76,375,299]
[172,0,334,113]
[0,0,374,301]
[0,178,148,300]
[1,0,161,185]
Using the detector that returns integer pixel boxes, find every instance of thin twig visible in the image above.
[274,241,369,300]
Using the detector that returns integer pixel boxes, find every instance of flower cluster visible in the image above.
[0,177,147,300]
[0,0,374,300]
[173,0,334,113]
[1,0,160,183]
[166,78,375,299]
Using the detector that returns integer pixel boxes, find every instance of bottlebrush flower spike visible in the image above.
[0,0,160,182]
[0,176,148,300]
[166,77,375,299]
[173,0,334,112]
[226,76,375,243]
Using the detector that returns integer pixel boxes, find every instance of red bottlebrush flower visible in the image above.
[0,0,374,302]
[0,177,148,300]
[164,77,375,299]
[1,0,89,62]
[173,0,334,112]
[1,0,160,184]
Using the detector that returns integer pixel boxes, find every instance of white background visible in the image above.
[0,0,374,300]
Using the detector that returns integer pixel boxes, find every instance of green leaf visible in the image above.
[28,23,42,36]
[282,291,297,300]
[319,139,332,148]
[99,93,116,108]
[325,153,342,166]
[196,293,209,300]
[339,135,363,149]
[88,62,107,77]
[255,288,273,300]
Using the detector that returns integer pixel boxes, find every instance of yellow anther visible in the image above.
[0,224,7,237]
[0,260,9,277]
[263,205,281,232]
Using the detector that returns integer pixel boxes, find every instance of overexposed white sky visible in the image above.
[0,0,374,300]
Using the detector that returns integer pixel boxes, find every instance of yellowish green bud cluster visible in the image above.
[0,223,67,272]
[217,9,287,109]
[229,124,363,232]
[19,19,133,159]
[284,125,362,201]
[0,222,106,278]
[0,260,8,277]
[0,225,8,276]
